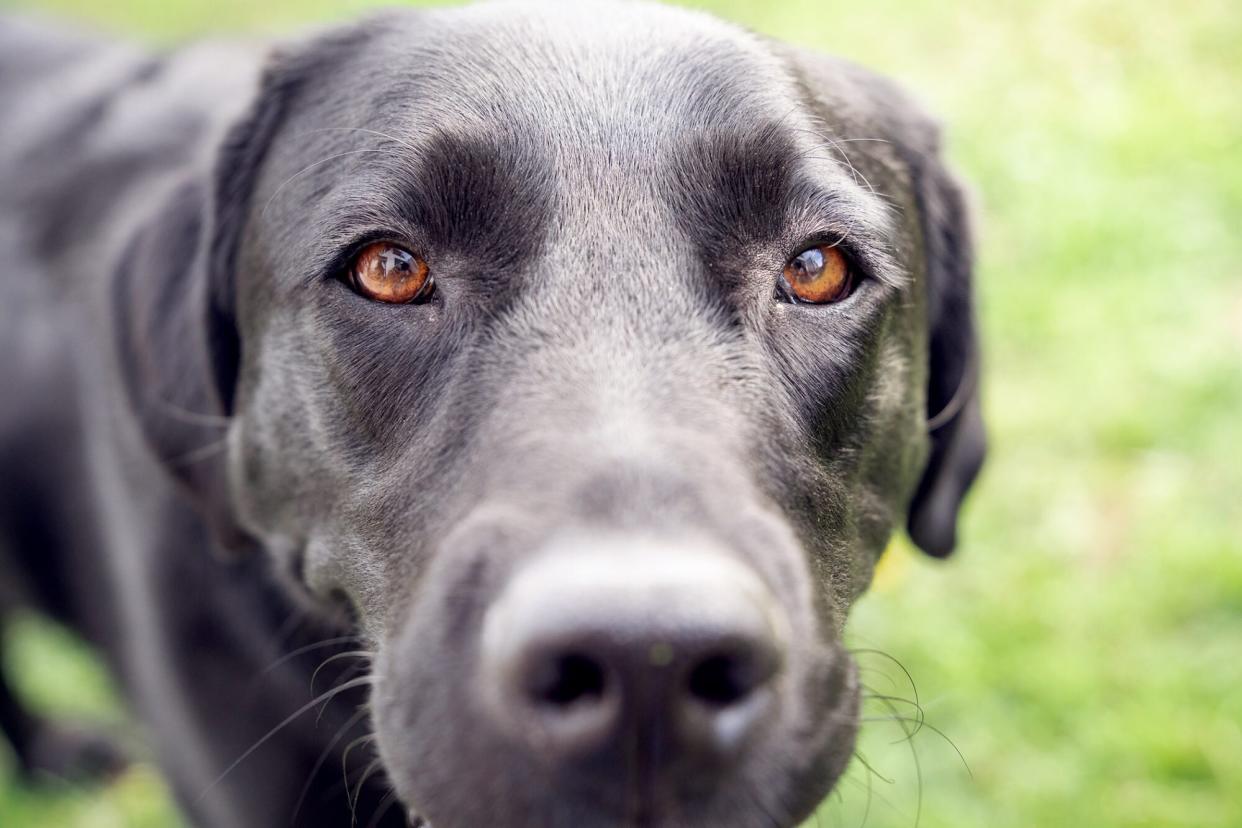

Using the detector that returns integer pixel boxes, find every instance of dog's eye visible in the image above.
[349,242,433,304]
[781,245,853,304]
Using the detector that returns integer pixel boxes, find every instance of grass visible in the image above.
[2,0,1240,826]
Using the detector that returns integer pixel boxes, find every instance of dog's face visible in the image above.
[119,2,984,826]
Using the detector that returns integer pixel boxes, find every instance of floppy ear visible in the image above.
[113,23,394,559]
[897,115,987,558]
[110,45,298,559]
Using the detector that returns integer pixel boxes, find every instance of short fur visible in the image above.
[0,3,984,826]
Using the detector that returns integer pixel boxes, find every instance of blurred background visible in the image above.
[0,0,1238,826]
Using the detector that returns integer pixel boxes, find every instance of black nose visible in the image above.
[479,543,787,769]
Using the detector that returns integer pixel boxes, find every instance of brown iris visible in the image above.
[782,244,852,304]
[350,242,432,304]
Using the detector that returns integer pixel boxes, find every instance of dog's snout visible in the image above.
[480,541,787,770]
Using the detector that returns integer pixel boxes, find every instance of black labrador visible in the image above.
[0,2,985,826]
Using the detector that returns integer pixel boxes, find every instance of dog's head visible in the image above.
[116,2,984,825]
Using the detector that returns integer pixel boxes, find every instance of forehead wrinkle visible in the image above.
[407,0,803,168]
[282,2,818,261]
[262,0,809,216]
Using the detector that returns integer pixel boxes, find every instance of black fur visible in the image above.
[0,4,984,826]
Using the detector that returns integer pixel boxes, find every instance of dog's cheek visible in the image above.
[783,302,928,607]
[228,302,395,536]
[228,352,336,539]
[843,336,929,591]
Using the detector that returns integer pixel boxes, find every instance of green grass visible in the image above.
[2,0,1240,826]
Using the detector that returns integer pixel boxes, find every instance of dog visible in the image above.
[0,2,986,826]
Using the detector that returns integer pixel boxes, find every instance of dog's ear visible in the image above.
[781,49,986,556]
[112,173,248,557]
[901,134,987,558]
[111,36,337,559]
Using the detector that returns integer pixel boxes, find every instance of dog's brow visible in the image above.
[667,122,903,288]
[294,127,555,276]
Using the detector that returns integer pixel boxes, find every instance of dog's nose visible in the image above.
[479,541,787,768]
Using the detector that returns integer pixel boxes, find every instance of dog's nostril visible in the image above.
[533,653,608,707]
[687,653,756,706]
[482,546,788,765]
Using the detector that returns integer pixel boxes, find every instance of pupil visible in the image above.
[797,249,823,278]
[379,248,409,274]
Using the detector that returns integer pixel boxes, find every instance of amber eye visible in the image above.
[781,244,853,304]
[349,242,432,304]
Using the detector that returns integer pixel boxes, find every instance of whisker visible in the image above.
[862,692,926,738]
[834,767,902,824]
[861,715,972,778]
[295,729,378,814]
[850,649,921,715]
[262,148,402,215]
[341,732,378,804]
[365,790,400,828]
[850,749,895,786]
[195,675,373,804]
[289,126,421,153]
[289,706,369,825]
[315,658,373,728]
[258,635,366,679]
[167,436,230,467]
[272,606,313,650]
[780,123,892,200]
[857,668,901,694]
[781,124,892,146]
[856,748,874,828]
[868,695,923,828]
[828,139,876,196]
[152,397,231,427]
[352,757,387,824]
[311,650,374,694]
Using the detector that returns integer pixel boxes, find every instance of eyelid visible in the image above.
[801,230,907,294]
[788,235,867,281]
[327,231,424,283]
